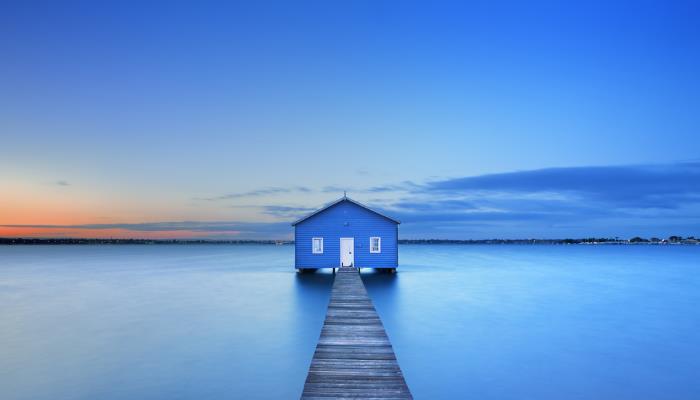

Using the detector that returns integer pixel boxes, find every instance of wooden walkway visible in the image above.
[301,266,412,399]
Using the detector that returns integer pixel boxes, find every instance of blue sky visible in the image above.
[1,1,699,239]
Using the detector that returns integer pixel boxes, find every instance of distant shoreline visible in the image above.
[1,237,697,245]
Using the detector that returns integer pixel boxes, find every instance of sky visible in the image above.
[1,1,699,239]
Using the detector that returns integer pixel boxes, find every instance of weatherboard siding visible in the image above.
[295,201,398,269]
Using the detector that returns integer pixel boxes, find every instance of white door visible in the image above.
[340,238,354,267]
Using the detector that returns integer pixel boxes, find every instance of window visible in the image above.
[312,237,323,254]
[370,237,381,253]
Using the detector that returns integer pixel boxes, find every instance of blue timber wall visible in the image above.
[294,200,398,269]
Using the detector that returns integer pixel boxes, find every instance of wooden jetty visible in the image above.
[301,266,412,399]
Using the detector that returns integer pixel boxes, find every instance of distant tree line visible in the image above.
[0,238,293,245]
[1,236,697,245]
[398,236,698,245]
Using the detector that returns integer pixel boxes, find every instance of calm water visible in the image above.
[1,245,698,399]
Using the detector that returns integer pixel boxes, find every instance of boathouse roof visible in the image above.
[291,195,401,226]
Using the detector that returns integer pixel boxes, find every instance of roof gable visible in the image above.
[291,196,400,226]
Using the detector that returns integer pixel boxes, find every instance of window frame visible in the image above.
[369,237,381,253]
[312,237,324,254]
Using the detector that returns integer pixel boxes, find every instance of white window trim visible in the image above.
[312,237,324,254]
[370,237,381,253]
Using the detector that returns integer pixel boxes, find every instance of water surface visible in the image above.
[0,245,331,399]
[366,245,700,400]
[1,245,698,399]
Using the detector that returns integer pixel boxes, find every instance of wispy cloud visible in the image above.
[200,186,311,201]
[203,181,420,201]
[9,162,698,240]
[371,162,700,238]
[321,181,420,195]
[186,162,700,237]
[424,162,700,208]
[262,205,316,219]
[55,180,70,186]
[0,221,292,239]
[366,181,422,193]
[321,185,346,193]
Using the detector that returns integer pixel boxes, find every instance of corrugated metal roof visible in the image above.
[291,196,400,226]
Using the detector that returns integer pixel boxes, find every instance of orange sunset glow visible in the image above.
[0,227,242,239]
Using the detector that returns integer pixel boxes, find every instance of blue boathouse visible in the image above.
[292,195,400,272]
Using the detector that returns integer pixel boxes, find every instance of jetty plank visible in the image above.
[301,266,412,399]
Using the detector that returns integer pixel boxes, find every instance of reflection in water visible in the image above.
[360,270,404,367]
[290,269,335,392]
[361,269,400,322]
[361,269,399,289]
[292,269,335,340]
[293,269,335,294]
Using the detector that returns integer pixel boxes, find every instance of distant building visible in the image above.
[292,195,400,272]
